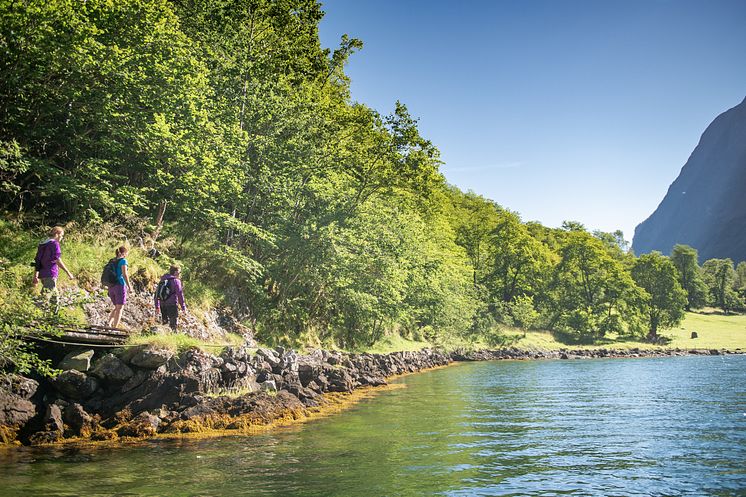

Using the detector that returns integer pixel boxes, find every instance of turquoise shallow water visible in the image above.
[1,355,745,496]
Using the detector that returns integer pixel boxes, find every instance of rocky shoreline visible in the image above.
[0,345,741,447]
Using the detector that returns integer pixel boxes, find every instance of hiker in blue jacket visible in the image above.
[154,265,186,330]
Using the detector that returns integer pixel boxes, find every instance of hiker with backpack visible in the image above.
[33,226,75,313]
[103,246,132,328]
[154,265,186,330]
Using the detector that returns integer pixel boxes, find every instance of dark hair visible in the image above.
[169,265,180,275]
[115,245,129,257]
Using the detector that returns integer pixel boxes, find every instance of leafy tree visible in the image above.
[670,244,707,310]
[487,210,553,303]
[510,294,539,335]
[631,252,687,340]
[702,258,737,313]
[549,231,642,340]
[734,262,746,298]
[1,0,220,220]
[448,188,502,285]
[561,220,586,232]
[593,229,630,257]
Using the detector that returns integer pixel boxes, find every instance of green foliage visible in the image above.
[631,252,687,339]
[593,229,630,256]
[487,210,553,303]
[670,244,708,310]
[735,262,746,291]
[549,231,642,340]
[0,284,63,377]
[510,295,539,330]
[1,0,220,220]
[702,258,740,314]
[3,0,730,366]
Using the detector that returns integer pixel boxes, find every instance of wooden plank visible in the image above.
[58,327,128,338]
[59,331,126,345]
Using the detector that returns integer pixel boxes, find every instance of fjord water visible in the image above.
[2,356,745,496]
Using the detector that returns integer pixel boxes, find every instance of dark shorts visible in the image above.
[41,277,57,290]
[108,284,127,305]
[160,304,179,330]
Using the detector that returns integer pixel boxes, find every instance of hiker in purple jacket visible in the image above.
[154,265,186,330]
[33,226,75,313]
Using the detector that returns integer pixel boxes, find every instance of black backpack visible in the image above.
[101,259,119,288]
[156,278,173,302]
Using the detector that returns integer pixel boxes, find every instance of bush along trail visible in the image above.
[1,343,740,447]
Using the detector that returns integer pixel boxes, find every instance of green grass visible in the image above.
[507,311,746,351]
[667,311,746,350]
[365,312,746,354]
[0,219,221,329]
[363,333,433,354]
[0,219,167,292]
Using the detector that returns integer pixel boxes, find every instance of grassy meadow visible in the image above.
[504,311,746,352]
[364,310,746,355]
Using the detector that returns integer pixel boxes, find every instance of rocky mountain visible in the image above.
[632,97,746,263]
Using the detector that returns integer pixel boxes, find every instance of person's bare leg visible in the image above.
[111,305,124,328]
[107,307,116,327]
[109,305,124,328]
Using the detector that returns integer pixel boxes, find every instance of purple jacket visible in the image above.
[155,274,185,310]
[35,239,62,279]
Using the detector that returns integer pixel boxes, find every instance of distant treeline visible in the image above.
[1,0,744,348]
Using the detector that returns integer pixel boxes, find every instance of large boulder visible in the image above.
[91,354,134,384]
[53,370,99,400]
[0,389,36,442]
[260,380,277,393]
[323,365,355,393]
[1,375,39,400]
[120,369,151,393]
[281,350,299,373]
[297,362,319,387]
[281,373,318,405]
[130,347,173,369]
[29,404,64,445]
[58,349,95,372]
[0,375,41,444]
[124,371,202,415]
[256,348,282,372]
[63,403,96,437]
[174,348,214,373]
[117,412,160,438]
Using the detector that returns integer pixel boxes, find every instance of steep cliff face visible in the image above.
[632,97,746,263]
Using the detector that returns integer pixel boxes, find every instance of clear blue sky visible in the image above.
[318,0,746,241]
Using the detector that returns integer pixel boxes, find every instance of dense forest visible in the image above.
[1,0,745,370]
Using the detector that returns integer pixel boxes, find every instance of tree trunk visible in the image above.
[151,200,167,247]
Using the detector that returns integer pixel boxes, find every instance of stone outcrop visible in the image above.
[0,345,740,446]
[57,349,95,372]
[52,370,99,400]
[0,376,38,444]
[90,354,134,384]
[633,96,746,262]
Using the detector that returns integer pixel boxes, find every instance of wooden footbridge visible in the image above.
[32,324,129,347]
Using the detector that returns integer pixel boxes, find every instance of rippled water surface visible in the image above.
[2,355,745,496]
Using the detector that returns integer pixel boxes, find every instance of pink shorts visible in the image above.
[108,284,127,305]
